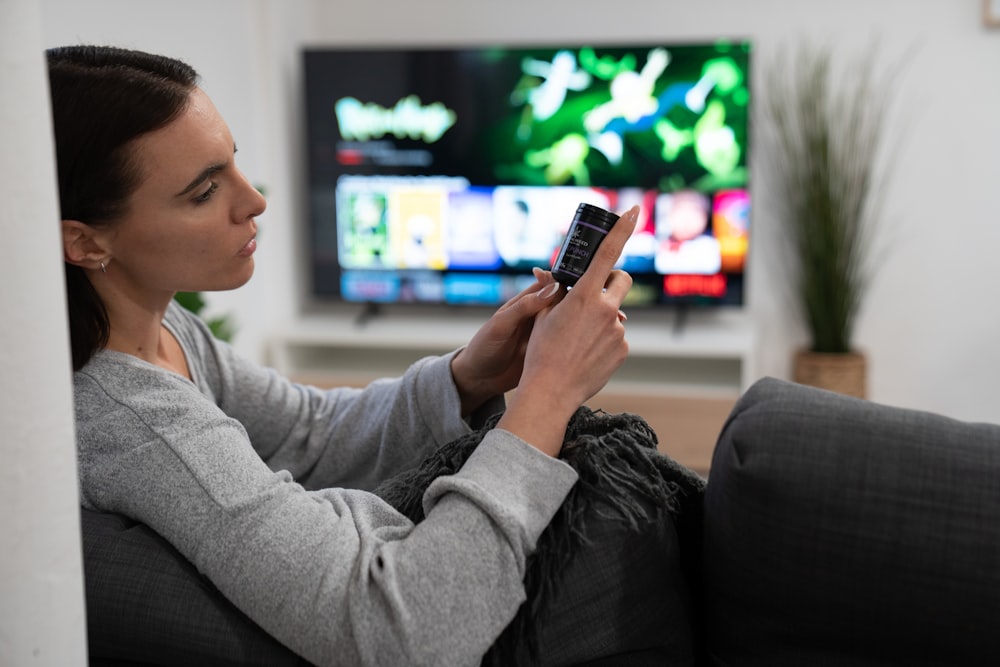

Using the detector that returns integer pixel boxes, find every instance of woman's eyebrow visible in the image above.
[175,163,225,197]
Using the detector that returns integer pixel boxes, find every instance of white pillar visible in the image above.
[0,0,88,663]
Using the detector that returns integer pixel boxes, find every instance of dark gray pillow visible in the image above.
[81,509,307,666]
[703,377,1000,666]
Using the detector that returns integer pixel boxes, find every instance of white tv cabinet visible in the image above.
[267,306,754,474]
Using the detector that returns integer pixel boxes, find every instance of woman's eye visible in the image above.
[194,181,219,204]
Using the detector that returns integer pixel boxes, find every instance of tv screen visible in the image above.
[303,40,751,308]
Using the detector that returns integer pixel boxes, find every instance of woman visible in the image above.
[50,45,638,666]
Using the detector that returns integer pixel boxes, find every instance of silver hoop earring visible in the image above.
[100,262,106,274]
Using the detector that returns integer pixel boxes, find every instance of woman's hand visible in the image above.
[450,267,564,416]
[497,205,640,456]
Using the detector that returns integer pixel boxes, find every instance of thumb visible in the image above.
[510,280,563,321]
[537,281,561,301]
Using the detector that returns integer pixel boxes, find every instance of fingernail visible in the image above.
[533,266,553,281]
[617,309,628,322]
[539,282,561,299]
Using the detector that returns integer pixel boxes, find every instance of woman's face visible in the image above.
[104,87,266,297]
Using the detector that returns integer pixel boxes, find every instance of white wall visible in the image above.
[0,0,87,663]
[34,0,1000,422]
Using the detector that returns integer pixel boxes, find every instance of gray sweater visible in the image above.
[73,302,578,667]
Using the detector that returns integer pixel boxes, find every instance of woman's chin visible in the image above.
[198,263,256,293]
[233,260,256,288]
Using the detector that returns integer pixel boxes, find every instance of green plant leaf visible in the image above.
[173,291,206,315]
[174,291,236,342]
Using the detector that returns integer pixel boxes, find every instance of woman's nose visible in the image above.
[237,170,267,220]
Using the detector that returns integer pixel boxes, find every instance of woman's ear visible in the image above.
[61,219,110,270]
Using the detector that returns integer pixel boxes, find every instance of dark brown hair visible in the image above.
[46,45,199,370]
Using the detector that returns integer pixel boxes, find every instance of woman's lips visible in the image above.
[238,236,257,257]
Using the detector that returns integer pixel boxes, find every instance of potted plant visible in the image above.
[761,42,902,398]
[174,291,236,342]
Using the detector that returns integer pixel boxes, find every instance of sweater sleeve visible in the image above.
[163,302,504,491]
[74,363,577,667]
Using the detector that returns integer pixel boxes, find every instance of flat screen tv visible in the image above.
[302,40,751,309]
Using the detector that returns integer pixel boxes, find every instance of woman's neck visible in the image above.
[103,297,191,380]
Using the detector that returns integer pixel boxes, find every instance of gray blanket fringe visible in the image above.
[374,406,706,666]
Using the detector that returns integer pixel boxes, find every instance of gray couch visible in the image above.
[81,377,1000,665]
[704,376,1000,665]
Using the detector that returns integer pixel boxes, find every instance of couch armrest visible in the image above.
[703,377,1000,665]
[81,509,307,666]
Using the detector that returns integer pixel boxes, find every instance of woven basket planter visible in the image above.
[793,349,867,399]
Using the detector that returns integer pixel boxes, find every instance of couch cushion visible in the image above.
[703,377,1000,665]
[82,509,307,666]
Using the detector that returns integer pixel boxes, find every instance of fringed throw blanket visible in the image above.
[374,406,706,666]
